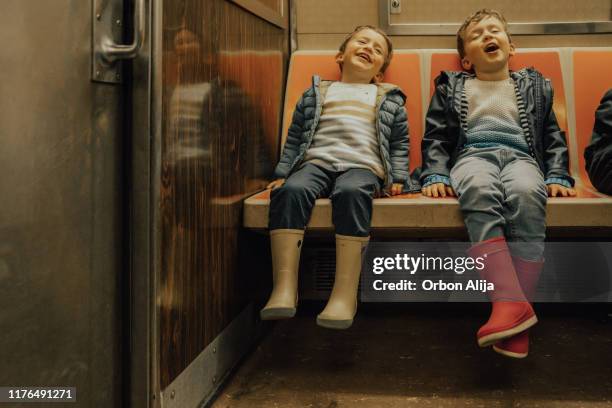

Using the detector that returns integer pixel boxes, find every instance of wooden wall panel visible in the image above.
[258,0,282,12]
[159,0,287,389]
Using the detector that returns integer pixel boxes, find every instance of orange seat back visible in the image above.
[572,50,612,188]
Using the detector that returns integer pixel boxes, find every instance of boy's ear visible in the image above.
[509,42,516,58]
[461,58,473,71]
[372,72,384,83]
[335,51,344,67]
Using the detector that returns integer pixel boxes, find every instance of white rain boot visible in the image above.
[260,229,304,320]
[317,234,369,329]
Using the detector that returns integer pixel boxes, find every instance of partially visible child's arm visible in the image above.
[540,79,576,197]
[421,74,457,198]
[585,89,612,194]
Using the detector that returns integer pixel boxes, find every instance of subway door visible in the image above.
[0,0,134,407]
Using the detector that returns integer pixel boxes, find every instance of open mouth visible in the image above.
[357,53,372,63]
[484,43,500,53]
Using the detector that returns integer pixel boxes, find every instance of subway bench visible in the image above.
[243,49,612,237]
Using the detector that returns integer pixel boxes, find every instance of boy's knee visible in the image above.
[333,183,373,201]
[272,181,312,204]
[458,174,497,196]
[508,179,546,202]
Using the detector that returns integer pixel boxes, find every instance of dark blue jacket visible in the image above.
[585,89,612,194]
[421,68,574,187]
[273,76,412,193]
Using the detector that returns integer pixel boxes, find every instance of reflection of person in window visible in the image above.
[166,27,213,170]
[167,27,269,198]
[585,89,612,195]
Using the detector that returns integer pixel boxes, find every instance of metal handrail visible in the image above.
[101,0,145,62]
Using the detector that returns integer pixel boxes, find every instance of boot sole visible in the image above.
[478,315,538,347]
[316,316,353,330]
[492,345,528,359]
[260,307,296,320]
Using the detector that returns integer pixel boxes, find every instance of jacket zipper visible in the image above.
[533,72,544,164]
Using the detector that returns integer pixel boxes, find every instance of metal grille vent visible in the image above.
[299,246,365,300]
[313,249,335,292]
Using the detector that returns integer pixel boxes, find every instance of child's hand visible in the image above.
[266,178,286,190]
[422,183,455,198]
[547,184,577,197]
[390,183,403,196]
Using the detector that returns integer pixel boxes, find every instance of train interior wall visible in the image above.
[3,0,610,407]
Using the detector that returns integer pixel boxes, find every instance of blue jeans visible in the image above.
[269,163,382,237]
[450,147,548,261]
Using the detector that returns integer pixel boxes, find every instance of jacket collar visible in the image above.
[442,67,534,84]
[312,75,405,99]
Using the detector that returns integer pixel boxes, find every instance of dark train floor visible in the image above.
[210,303,612,408]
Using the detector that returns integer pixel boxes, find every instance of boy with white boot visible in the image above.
[261,26,409,329]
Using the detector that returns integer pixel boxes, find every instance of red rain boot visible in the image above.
[467,237,538,347]
[493,256,544,358]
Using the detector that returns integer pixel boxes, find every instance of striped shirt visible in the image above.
[464,77,530,153]
[303,82,384,178]
[167,82,212,161]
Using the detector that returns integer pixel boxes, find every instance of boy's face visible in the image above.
[336,28,388,83]
[461,16,515,77]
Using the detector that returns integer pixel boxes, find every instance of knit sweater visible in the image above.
[303,82,384,178]
[464,78,530,153]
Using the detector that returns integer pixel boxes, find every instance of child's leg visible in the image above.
[268,163,333,230]
[262,164,333,320]
[493,256,544,358]
[450,149,506,241]
[492,152,547,358]
[317,169,380,329]
[500,152,547,261]
[330,168,381,237]
[452,149,536,346]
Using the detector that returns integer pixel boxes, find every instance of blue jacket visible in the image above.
[273,76,412,193]
[421,68,574,187]
[585,89,612,194]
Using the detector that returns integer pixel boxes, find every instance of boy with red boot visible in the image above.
[421,9,575,357]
